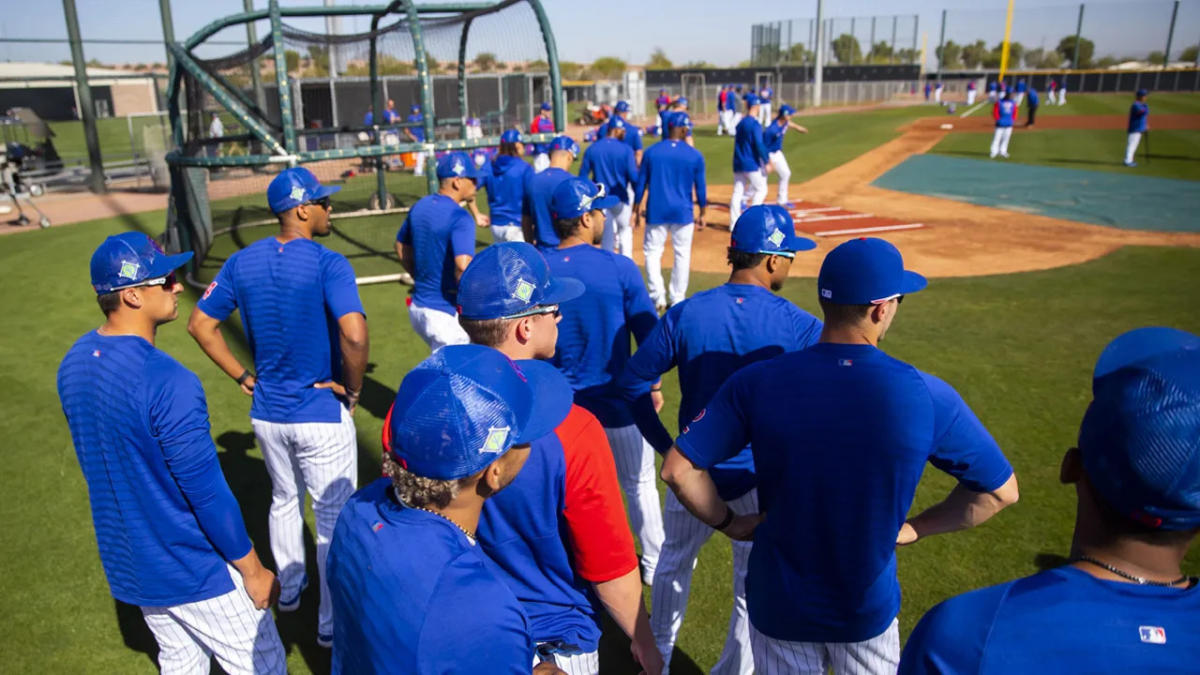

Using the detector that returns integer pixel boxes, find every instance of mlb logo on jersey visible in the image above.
[838,359,853,367]
[1139,626,1166,644]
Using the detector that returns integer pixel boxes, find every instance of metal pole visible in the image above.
[244,0,267,113]
[457,18,474,140]
[528,0,565,133]
[1164,0,1180,69]
[158,0,176,74]
[870,17,876,61]
[1071,4,1084,69]
[850,17,856,65]
[369,7,386,208]
[912,14,919,65]
[62,0,106,193]
[405,1,439,196]
[814,0,823,107]
[936,9,946,81]
[324,0,340,77]
[268,0,297,155]
[999,0,1014,81]
[891,15,897,64]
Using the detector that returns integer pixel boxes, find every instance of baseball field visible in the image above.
[4,93,1199,673]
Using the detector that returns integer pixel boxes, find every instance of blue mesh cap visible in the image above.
[778,104,796,116]
[266,166,342,214]
[675,96,689,107]
[436,151,482,180]
[540,101,553,111]
[500,129,522,144]
[457,242,585,320]
[744,92,761,106]
[730,205,815,256]
[817,237,926,305]
[666,112,693,132]
[1080,328,1200,530]
[90,232,193,294]
[549,135,580,157]
[614,100,630,113]
[388,345,573,480]
[551,177,620,220]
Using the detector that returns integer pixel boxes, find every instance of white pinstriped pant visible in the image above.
[252,405,357,638]
[652,489,757,675]
[604,424,665,583]
[604,200,633,259]
[729,170,767,231]
[750,618,899,675]
[140,564,286,674]
[534,647,600,675]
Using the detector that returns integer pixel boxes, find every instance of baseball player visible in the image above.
[901,327,1200,674]
[328,344,572,674]
[731,85,745,128]
[966,79,977,105]
[990,92,1017,159]
[635,111,707,312]
[934,80,944,104]
[59,232,286,674]
[923,81,931,102]
[208,112,224,157]
[1125,89,1149,167]
[660,237,1019,674]
[1058,77,1068,105]
[763,104,809,208]
[478,129,532,242]
[523,135,580,249]
[729,93,769,229]
[531,102,557,172]
[189,167,367,648]
[655,89,672,135]
[758,84,773,124]
[600,101,645,164]
[1025,87,1040,127]
[716,85,729,135]
[1013,78,1026,106]
[986,79,998,102]
[580,121,639,259]
[720,85,737,137]
[456,243,663,675]
[403,103,426,176]
[617,206,822,674]
[394,151,482,351]
[543,177,666,587]
[1048,77,1059,105]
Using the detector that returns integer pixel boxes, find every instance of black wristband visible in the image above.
[713,505,735,531]
[236,369,253,385]
[650,386,662,392]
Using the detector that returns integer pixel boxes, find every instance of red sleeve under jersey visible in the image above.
[993,102,1001,120]
[557,405,639,583]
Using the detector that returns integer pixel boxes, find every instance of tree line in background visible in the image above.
[936,36,1200,70]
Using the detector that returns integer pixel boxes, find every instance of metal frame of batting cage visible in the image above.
[163,0,563,284]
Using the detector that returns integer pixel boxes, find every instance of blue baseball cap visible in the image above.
[90,232,193,294]
[550,177,620,220]
[666,112,692,132]
[744,93,761,106]
[500,129,522,144]
[540,101,552,111]
[608,117,627,130]
[436,151,481,180]
[730,205,815,256]
[778,104,796,116]
[614,100,630,113]
[675,96,688,107]
[410,103,420,112]
[1079,327,1200,530]
[457,242,585,320]
[266,166,342,214]
[388,345,573,480]
[817,237,927,304]
[549,135,580,157]
[1136,88,1148,97]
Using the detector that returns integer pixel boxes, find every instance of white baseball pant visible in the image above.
[729,170,768,230]
[1125,132,1143,164]
[1014,92,1025,106]
[750,618,899,675]
[533,153,550,173]
[490,223,525,242]
[717,110,731,135]
[652,490,758,675]
[643,223,695,308]
[141,564,287,675]
[989,127,1013,158]
[934,87,943,103]
[732,112,744,129]
[768,150,792,206]
[253,405,357,640]
[967,89,977,105]
[1059,88,1067,105]
[604,200,634,259]
[604,424,664,584]
[987,91,997,103]
[408,301,470,352]
[413,150,426,177]
[534,648,600,675]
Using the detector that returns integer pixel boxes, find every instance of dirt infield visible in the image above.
[656,113,1200,279]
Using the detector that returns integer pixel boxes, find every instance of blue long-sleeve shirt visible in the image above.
[579,138,638,204]
[480,155,532,227]
[635,139,706,226]
[1129,102,1149,133]
[733,116,769,172]
[763,119,789,153]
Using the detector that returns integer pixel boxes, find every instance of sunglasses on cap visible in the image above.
[114,271,177,291]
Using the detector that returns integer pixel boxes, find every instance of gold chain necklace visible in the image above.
[413,505,475,540]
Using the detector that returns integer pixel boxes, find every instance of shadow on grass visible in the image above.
[112,600,158,668]
[596,611,705,674]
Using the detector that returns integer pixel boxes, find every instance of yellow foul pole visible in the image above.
[998,0,1015,81]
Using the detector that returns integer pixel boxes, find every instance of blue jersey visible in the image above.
[1015,80,1027,93]
[57,332,251,607]
[1129,102,1149,133]
[545,244,658,427]
[763,118,788,153]
[987,81,998,92]
[1027,89,1040,107]
[328,478,532,674]
[900,566,1200,674]
[480,154,531,227]
[618,284,822,500]
[760,86,773,101]
[994,100,1017,128]
[198,237,365,424]
[635,139,706,226]
[523,167,574,249]
[363,111,374,126]
[406,113,425,141]
[531,116,555,154]
[397,194,477,314]
[579,138,638,205]
[733,116,769,172]
[599,117,644,153]
[724,92,738,111]
[676,343,1014,643]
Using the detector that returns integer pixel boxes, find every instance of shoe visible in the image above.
[317,633,333,649]
[1000,153,1010,159]
[1124,160,1137,167]
[278,574,308,612]
[989,153,997,159]
[780,201,798,209]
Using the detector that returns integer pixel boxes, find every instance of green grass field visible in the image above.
[5,101,1199,673]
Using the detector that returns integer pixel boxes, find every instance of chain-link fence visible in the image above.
[751,14,921,67]
[654,80,922,116]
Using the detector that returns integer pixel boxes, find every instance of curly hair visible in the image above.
[382,453,465,509]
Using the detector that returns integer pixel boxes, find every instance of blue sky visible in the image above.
[0,0,1193,68]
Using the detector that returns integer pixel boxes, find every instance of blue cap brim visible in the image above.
[146,251,194,279]
[311,184,342,201]
[785,233,817,252]
[1094,327,1200,379]
[592,194,621,210]
[541,275,585,306]
[899,270,927,295]
[512,359,574,444]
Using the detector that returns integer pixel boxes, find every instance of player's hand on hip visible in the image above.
[239,374,256,396]
[242,566,279,610]
[722,513,764,541]
[896,521,919,547]
[650,389,665,413]
[315,380,347,397]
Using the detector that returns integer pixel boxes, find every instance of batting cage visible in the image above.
[162,0,562,287]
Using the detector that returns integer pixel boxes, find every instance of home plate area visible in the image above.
[712,200,926,237]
